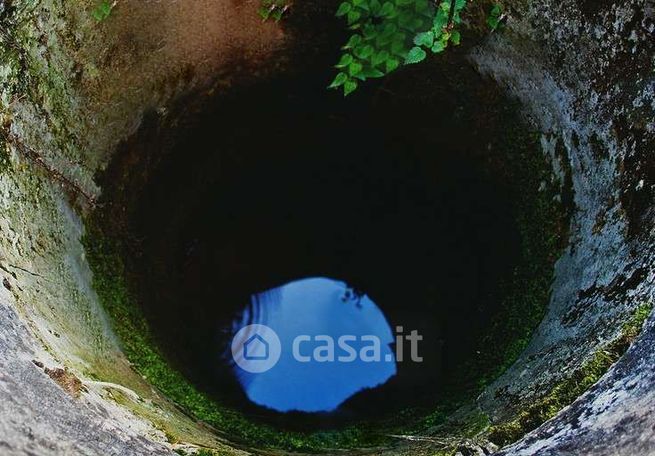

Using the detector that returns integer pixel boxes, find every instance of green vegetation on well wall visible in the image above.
[487,301,653,446]
[83,222,391,451]
[0,136,10,174]
[91,1,115,22]
[259,0,291,21]
[1,1,90,175]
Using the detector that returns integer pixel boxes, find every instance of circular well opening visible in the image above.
[89,25,568,448]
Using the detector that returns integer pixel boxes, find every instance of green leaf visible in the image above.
[259,6,273,21]
[336,2,352,16]
[431,40,446,53]
[328,72,349,88]
[377,32,395,46]
[412,18,425,29]
[344,79,359,96]
[258,6,272,20]
[385,58,400,72]
[343,34,363,49]
[380,1,396,17]
[362,24,377,39]
[348,60,364,76]
[335,54,354,68]
[354,0,371,12]
[413,31,434,47]
[392,31,407,43]
[405,46,427,64]
[398,10,416,28]
[347,9,362,24]
[382,22,398,35]
[488,3,503,29]
[414,0,430,13]
[390,39,406,56]
[370,0,382,14]
[271,8,284,21]
[433,9,449,30]
[372,50,390,66]
[450,29,461,45]
[362,68,386,78]
[354,44,375,59]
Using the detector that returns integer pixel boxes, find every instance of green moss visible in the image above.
[175,449,233,456]
[83,220,394,451]
[196,450,232,456]
[0,8,25,174]
[0,1,88,174]
[487,301,653,447]
[174,449,218,456]
[622,302,653,339]
[0,135,9,174]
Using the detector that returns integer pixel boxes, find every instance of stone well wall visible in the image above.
[0,0,652,455]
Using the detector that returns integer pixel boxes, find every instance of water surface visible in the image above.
[230,277,396,413]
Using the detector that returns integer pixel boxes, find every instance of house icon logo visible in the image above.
[231,324,281,373]
[243,334,269,361]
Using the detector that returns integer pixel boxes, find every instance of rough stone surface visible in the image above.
[497,314,655,455]
[0,274,171,455]
[0,0,283,454]
[469,0,655,454]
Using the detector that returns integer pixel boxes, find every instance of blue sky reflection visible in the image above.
[230,277,397,413]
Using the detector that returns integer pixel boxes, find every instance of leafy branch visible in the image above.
[329,0,467,96]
